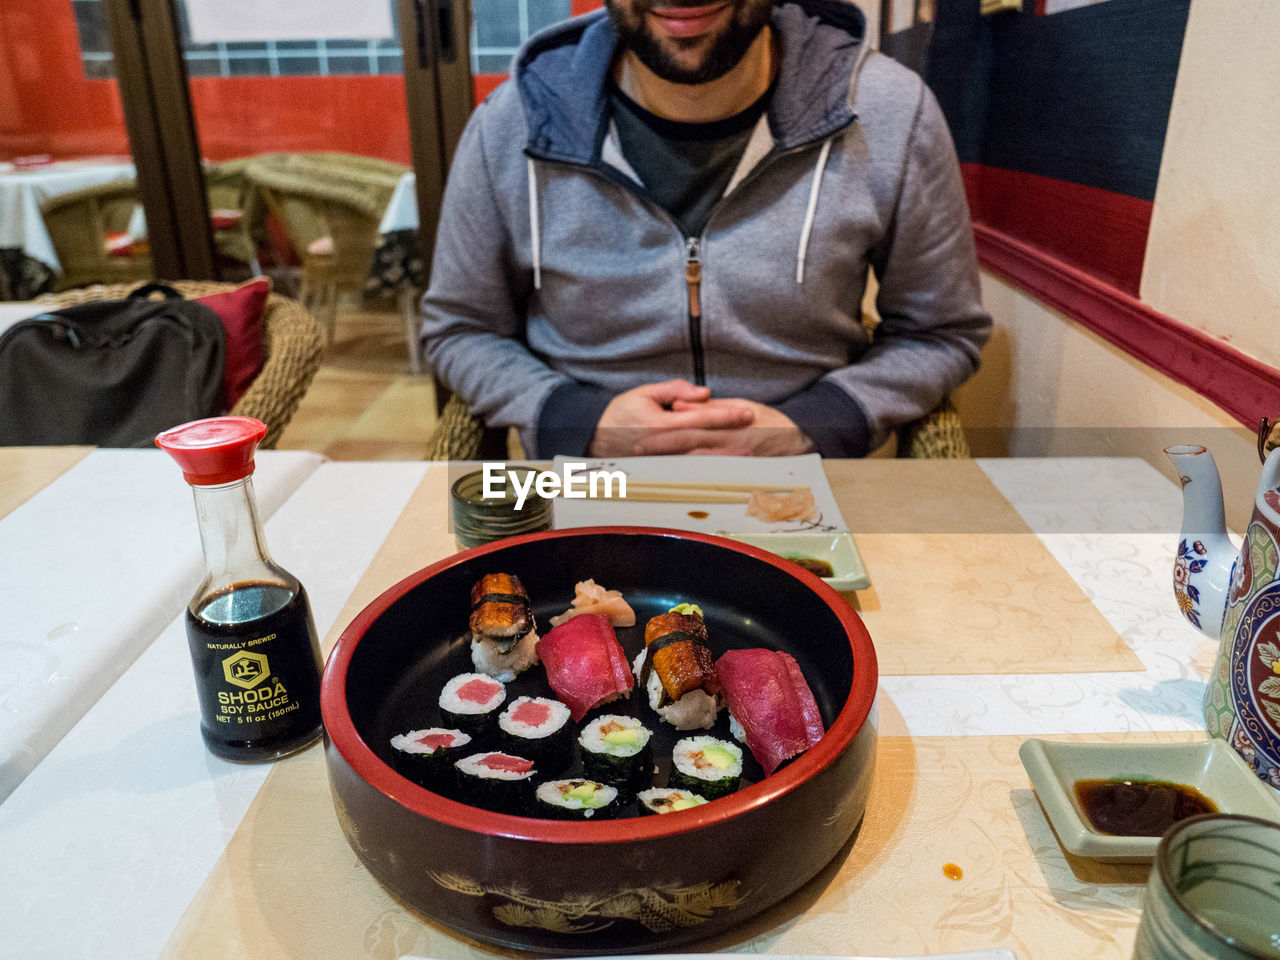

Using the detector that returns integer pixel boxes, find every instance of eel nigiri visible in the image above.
[641,606,720,706]
[468,573,539,681]
[535,613,634,722]
[716,648,824,775]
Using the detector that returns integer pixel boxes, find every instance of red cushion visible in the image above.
[196,278,270,410]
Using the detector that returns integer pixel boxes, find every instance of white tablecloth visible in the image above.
[378,171,417,234]
[0,456,1265,960]
[0,448,324,803]
[0,160,137,272]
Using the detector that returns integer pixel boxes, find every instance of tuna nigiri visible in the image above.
[535,614,634,722]
[716,648,824,775]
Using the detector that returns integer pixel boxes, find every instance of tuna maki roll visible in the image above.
[439,672,506,737]
[534,779,620,820]
[498,696,574,773]
[578,714,652,791]
[389,727,472,789]
[454,751,536,814]
[669,736,742,800]
[637,787,709,815]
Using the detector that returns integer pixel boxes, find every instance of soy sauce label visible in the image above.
[186,583,323,760]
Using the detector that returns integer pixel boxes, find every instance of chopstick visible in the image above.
[576,479,810,503]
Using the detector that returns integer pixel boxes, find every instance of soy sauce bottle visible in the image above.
[157,417,323,762]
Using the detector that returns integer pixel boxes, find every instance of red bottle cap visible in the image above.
[155,416,269,486]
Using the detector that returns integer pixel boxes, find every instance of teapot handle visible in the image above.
[1258,416,1280,464]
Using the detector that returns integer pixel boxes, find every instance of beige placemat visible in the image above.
[826,461,1142,675]
[160,723,1201,960]
[0,446,92,520]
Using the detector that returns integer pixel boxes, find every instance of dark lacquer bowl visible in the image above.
[322,527,878,954]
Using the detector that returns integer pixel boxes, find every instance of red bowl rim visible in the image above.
[322,525,878,844]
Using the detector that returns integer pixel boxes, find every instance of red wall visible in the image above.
[0,0,606,163]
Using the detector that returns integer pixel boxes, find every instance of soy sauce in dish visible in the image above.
[1074,778,1217,836]
[787,555,834,578]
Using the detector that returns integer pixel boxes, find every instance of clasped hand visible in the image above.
[587,379,816,457]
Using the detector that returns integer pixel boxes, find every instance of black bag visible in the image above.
[0,284,226,447]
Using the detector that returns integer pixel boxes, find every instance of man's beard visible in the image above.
[605,0,775,85]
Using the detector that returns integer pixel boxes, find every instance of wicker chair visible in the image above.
[204,159,262,272]
[38,280,324,449]
[424,392,970,460]
[247,157,396,344]
[40,181,153,291]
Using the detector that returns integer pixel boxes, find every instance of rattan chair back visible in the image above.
[39,180,153,291]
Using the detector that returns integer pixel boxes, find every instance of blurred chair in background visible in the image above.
[204,158,263,278]
[40,180,152,291]
[247,154,401,344]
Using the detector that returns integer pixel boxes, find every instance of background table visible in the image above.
[0,159,136,296]
[0,454,1259,960]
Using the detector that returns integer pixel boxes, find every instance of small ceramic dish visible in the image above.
[722,532,869,591]
[1019,738,1280,862]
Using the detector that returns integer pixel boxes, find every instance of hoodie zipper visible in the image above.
[684,236,704,385]
[532,129,850,384]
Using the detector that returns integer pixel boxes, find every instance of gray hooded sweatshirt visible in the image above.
[421,0,991,457]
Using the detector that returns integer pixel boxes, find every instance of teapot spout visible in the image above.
[1164,444,1235,638]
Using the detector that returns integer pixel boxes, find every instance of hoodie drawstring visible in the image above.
[527,156,542,290]
[796,137,832,285]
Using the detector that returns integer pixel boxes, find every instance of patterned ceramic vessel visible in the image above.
[322,527,879,954]
[1166,444,1280,790]
[1133,813,1280,959]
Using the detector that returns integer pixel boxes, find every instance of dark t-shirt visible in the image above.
[608,81,773,238]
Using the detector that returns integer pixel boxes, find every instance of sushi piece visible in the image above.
[389,727,472,789]
[468,573,539,682]
[535,614,634,722]
[669,736,743,800]
[498,696,574,773]
[454,751,536,814]
[439,672,506,736]
[633,603,721,730]
[534,779,620,820]
[716,648,824,775]
[637,787,708,815]
[548,579,636,628]
[578,714,653,791]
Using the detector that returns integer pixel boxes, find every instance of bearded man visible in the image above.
[421,0,991,458]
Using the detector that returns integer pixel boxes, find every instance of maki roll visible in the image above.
[669,736,742,800]
[454,751,536,814]
[439,672,506,737]
[389,727,472,789]
[633,603,721,730]
[468,573,539,682]
[534,779,620,820]
[578,714,652,791]
[637,787,709,815]
[498,696,574,773]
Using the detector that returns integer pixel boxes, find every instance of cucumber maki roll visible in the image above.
[439,672,506,737]
[498,696,573,773]
[637,786,709,815]
[454,751,536,814]
[669,736,742,800]
[389,727,472,789]
[578,714,652,791]
[534,779,620,820]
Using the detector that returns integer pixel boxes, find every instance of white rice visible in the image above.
[637,787,708,813]
[535,779,618,815]
[578,714,651,757]
[728,713,747,744]
[454,752,535,781]
[673,736,743,781]
[390,728,471,756]
[471,628,540,683]
[631,647,721,731]
[498,696,570,740]
[439,672,506,715]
